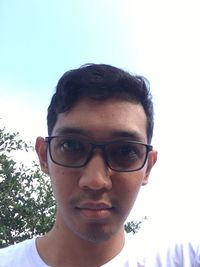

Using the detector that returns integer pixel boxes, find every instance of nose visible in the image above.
[78,152,112,191]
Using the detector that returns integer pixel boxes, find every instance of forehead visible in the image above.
[53,98,147,142]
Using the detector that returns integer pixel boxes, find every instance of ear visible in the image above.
[35,137,49,175]
[142,150,157,185]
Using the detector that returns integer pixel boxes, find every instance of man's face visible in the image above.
[36,98,157,244]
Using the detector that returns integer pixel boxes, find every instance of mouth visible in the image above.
[75,201,114,220]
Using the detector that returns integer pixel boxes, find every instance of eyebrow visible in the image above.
[54,127,146,142]
[54,127,87,136]
[111,130,146,142]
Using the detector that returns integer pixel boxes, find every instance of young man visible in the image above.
[0,64,199,266]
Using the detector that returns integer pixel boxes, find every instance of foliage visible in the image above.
[124,216,147,235]
[0,128,56,248]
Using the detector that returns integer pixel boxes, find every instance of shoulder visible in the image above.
[151,236,200,266]
[125,228,200,267]
[0,238,39,267]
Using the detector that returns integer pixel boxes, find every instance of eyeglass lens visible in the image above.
[49,136,149,171]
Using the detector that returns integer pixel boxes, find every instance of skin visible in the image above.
[35,98,157,267]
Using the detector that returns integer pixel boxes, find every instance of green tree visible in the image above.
[124,216,147,234]
[0,127,56,248]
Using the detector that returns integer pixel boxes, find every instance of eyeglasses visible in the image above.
[45,135,153,172]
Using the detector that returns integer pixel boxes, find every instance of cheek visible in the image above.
[49,166,80,203]
[114,173,144,211]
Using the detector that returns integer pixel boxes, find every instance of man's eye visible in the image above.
[62,139,81,151]
[119,145,138,158]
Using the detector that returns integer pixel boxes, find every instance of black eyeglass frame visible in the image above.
[45,136,153,172]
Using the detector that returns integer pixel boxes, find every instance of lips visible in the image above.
[77,201,112,210]
[76,201,113,220]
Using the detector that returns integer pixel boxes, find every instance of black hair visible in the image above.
[47,64,154,143]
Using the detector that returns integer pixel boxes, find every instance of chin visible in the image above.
[73,223,120,244]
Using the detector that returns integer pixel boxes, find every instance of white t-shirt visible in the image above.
[0,234,199,267]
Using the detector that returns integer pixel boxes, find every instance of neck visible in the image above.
[36,221,125,267]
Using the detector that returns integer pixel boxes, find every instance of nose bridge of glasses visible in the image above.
[91,142,107,151]
[88,143,108,162]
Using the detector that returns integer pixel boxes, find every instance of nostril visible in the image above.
[78,172,112,191]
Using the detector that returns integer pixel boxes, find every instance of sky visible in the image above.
[1,0,200,232]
